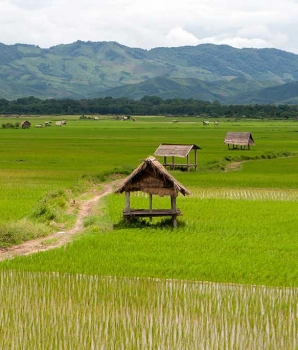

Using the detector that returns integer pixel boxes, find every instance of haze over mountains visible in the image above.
[1,40,298,104]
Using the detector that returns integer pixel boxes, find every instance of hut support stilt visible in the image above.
[194,149,198,171]
[125,191,131,223]
[187,154,190,172]
[171,195,177,228]
[149,194,153,222]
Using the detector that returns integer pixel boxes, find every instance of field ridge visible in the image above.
[0,180,120,261]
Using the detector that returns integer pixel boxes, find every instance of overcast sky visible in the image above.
[1,0,298,54]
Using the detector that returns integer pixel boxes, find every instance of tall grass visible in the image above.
[0,270,296,349]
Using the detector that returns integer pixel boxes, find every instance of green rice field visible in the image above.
[0,115,297,348]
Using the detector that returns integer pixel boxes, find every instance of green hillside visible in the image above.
[1,41,298,103]
[234,81,298,104]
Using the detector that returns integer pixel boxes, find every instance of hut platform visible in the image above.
[123,208,181,218]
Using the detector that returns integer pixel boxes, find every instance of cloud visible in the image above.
[10,0,53,10]
[0,0,298,54]
[165,27,200,47]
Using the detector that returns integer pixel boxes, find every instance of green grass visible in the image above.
[1,270,296,349]
[0,116,298,284]
[0,116,298,348]
[2,191,297,287]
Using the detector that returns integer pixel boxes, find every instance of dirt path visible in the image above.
[0,180,120,261]
[224,161,242,172]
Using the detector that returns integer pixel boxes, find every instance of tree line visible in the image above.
[0,96,297,119]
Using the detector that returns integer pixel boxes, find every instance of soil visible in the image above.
[224,161,242,172]
[0,180,120,261]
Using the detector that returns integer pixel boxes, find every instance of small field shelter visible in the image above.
[21,120,31,129]
[224,132,255,150]
[114,156,190,228]
[154,143,201,171]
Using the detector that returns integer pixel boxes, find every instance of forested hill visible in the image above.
[1,40,298,104]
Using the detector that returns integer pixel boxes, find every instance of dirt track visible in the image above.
[0,181,119,261]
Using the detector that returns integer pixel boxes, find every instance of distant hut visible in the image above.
[114,156,190,228]
[224,132,255,150]
[21,120,31,129]
[154,143,201,172]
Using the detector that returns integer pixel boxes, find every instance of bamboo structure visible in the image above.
[154,144,201,172]
[224,132,255,150]
[114,156,190,228]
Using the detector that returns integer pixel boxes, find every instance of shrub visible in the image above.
[0,219,51,247]
[30,190,69,222]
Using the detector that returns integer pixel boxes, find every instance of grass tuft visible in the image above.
[0,219,51,248]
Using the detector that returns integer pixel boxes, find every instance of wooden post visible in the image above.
[187,154,190,172]
[173,216,177,228]
[125,191,130,223]
[164,156,167,167]
[172,156,175,170]
[171,196,177,209]
[194,149,198,172]
[149,193,153,222]
[125,191,130,211]
[171,195,177,228]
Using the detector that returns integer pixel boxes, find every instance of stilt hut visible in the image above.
[21,120,31,129]
[224,132,255,150]
[114,156,190,228]
[154,143,201,172]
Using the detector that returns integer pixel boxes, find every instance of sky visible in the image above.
[1,0,298,54]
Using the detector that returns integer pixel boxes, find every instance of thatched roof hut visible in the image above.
[115,156,190,227]
[21,120,31,129]
[154,143,201,171]
[115,156,190,197]
[224,132,255,149]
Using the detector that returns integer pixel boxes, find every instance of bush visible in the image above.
[1,122,20,129]
[30,190,69,222]
[31,201,58,221]
[0,219,51,247]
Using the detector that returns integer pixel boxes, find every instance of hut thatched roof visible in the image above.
[224,132,255,146]
[114,156,190,197]
[154,143,201,158]
[21,120,31,126]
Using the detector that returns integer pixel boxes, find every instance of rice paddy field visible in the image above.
[0,115,298,348]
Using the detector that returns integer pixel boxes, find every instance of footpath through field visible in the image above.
[0,180,120,261]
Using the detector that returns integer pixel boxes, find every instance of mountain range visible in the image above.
[1,40,298,104]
